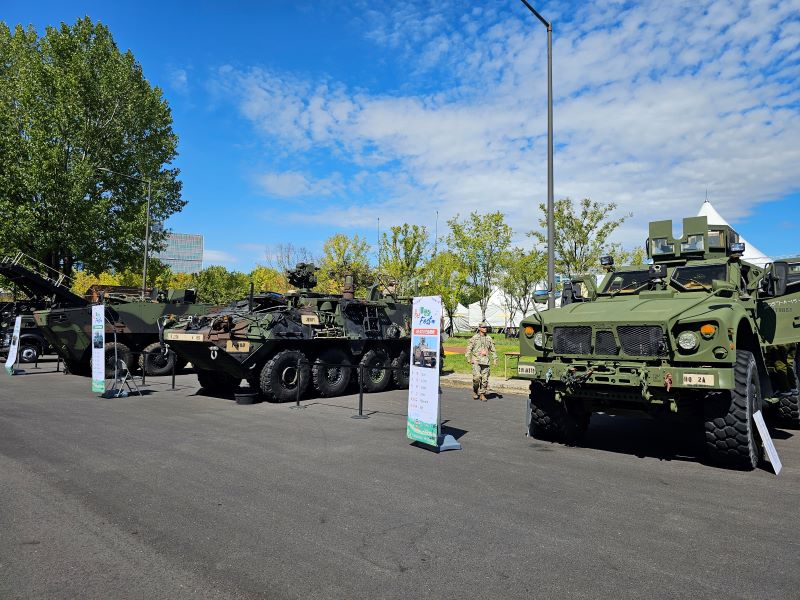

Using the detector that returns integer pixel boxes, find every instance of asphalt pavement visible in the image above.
[1,358,799,599]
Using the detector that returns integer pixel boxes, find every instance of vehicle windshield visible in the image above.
[600,270,650,295]
[670,264,727,291]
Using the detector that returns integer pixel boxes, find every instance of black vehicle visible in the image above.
[0,301,53,363]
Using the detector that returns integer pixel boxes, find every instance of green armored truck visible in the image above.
[163,263,411,401]
[516,216,799,469]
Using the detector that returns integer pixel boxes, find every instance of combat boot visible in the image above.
[479,394,487,402]
[472,386,479,400]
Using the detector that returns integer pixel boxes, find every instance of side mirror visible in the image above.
[772,262,788,296]
[711,279,735,297]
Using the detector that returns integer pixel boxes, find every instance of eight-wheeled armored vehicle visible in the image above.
[163,263,412,401]
[516,216,800,469]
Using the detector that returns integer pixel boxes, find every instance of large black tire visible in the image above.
[197,369,242,394]
[359,348,391,393]
[391,350,410,389]
[312,348,352,397]
[104,342,133,378]
[704,349,762,469]
[527,381,589,444]
[139,342,176,377]
[260,349,310,402]
[19,344,39,364]
[775,345,799,427]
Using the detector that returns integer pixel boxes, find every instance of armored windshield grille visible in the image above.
[595,330,619,355]
[553,326,592,354]
[617,325,665,356]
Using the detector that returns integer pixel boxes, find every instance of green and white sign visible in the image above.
[91,304,106,393]
[407,296,442,446]
[4,315,22,375]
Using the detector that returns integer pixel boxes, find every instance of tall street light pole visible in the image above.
[520,0,555,309]
[96,167,153,299]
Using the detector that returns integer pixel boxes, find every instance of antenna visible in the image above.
[377,217,381,270]
[705,187,709,203]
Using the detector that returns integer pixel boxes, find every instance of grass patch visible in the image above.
[443,333,521,376]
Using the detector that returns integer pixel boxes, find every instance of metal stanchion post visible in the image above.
[141,352,147,387]
[289,357,306,410]
[352,362,369,419]
[57,355,61,373]
[171,350,176,390]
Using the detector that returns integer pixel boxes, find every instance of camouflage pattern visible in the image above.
[163,263,412,401]
[517,215,800,466]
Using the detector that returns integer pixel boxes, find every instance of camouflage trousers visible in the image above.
[472,362,491,394]
[767,345,797,392]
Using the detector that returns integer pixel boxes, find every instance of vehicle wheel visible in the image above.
[359,348,391,393]
[197,369,241,393]
[104,342,132,378]
[527,381,588,444]
[312,348,352,397]
[704,349,762,469]
[260,349,310,402]
[391,350,410,389]
[19,344,39,363]
[139,342,176,376]
[775,344,799,427]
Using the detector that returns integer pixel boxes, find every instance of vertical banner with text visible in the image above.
[407,296,442,446]
[4,316,22,375]
[91,305,106,393]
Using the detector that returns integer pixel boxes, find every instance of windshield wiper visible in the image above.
[671,278,712,293]
[607,280,650,297]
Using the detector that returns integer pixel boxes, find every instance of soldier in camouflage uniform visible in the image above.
[466,321,497,401]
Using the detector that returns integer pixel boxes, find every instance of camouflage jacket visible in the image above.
[465,333,497,366]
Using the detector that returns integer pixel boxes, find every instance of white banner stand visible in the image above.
[4,316,23,375]
[407,296,461,452]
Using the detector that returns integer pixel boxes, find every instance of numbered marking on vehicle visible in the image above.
[164,332,203,342]
[301,314,320,325]
[682,373,715,386]
[517,364,537,376]
[226,340,251,353]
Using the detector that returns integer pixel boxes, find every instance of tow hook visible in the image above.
[561,367,593,391]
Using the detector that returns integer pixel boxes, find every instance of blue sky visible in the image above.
[4,1,800,270]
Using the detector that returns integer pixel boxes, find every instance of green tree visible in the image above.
[499,248,547,324]
[250,265,287,293]
[421,251,471,334]
[446,211,512,322]
[616,244,648,266]
[531,198,630,277]
[266,243,315,275]
[378,224,429,297]
[192,266,249,305]
[317,234,373,295]
[0,18,183,276]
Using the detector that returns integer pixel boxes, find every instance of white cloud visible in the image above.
[169,68,189,93]
[255,171,342,198]
[216,0,800,246]
[203,249,237,265]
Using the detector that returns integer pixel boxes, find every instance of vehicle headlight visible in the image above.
[533,332,544,349]
[677,331,699,351]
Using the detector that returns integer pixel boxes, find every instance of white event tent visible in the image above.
[697,200,771,267]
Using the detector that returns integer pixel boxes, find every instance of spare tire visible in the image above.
[139,342,176,377]
[312,348,352,397]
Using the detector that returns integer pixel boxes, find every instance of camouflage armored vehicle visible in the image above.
[517,216,800,469]
[34,287,211,376]
[163,263,412,401]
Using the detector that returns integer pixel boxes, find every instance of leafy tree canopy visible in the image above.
[316,233,373,295]
[0,18,184,276]
[531,198,630,277]
[379,224,429,297]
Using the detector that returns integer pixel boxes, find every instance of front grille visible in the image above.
[595,330,619,355]
[617,325,665,356]
[553,326,592,354]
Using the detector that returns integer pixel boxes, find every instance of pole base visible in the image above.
[350,414,370,419]
[437,434,462,452]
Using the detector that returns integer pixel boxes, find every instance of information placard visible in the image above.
[91,305,106,393]
[4,316,22,375]
[407,296,442,446]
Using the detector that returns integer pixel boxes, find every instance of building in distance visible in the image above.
[155,232,203,274]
